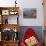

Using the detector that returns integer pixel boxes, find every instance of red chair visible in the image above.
[21,28,41,46]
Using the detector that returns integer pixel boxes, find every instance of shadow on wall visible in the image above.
[18,26,44,44]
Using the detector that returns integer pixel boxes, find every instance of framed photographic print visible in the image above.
[2,10,9,15]
[9,10,15,15]
[23,8,37,18]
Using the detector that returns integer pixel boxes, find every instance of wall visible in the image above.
[18,0,44,26]
[0,0,44,26]
[0,0,15,7]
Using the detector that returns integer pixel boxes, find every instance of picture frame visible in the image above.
[23,8,37,18]
[9,10,18,15]
[2,10,9,15]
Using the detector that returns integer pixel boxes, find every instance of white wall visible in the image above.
[0,0,44,26]
[18,0,44,26]
[0,0,15,7]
